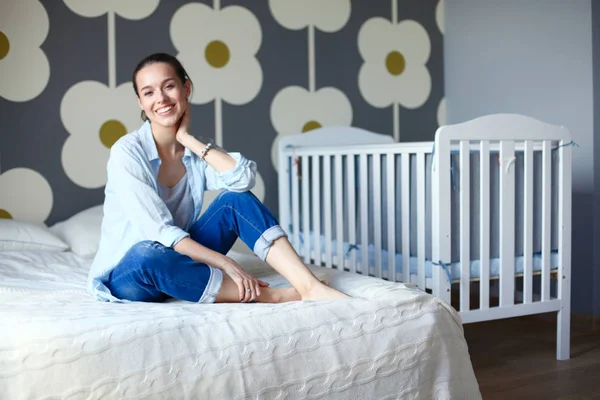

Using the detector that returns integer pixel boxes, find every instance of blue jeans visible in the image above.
[104,191,286,303]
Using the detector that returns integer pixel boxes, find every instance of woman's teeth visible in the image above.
[156,105,173,114]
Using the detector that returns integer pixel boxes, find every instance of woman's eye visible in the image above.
[144,91,152,96]
[165,84,174,89]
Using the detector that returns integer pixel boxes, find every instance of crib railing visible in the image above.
[432,114,572,360]
[279,141,434,285]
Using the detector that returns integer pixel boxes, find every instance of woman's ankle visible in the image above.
[259,287,301,303]
[290,276,327,297]
[301,284,350,301]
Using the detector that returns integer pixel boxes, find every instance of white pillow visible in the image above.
[50,205,103,258]
[0,219,69,252]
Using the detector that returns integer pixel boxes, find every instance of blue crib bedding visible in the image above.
[295,232,559,282]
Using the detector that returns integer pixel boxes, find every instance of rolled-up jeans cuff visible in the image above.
[254,225,287,261]
[198,267,223,304]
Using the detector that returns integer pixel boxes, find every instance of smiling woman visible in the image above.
[87,53,349,308]
[132,53,193,124]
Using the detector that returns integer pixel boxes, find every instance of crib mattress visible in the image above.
[297,233,559,282]
[0,249,481,399]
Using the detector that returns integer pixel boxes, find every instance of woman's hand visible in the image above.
[175,103,192,144]
[216,256,269,302]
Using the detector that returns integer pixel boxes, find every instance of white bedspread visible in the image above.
[0,250,481,399]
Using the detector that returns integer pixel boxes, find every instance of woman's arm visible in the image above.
[176,133,236,172]
[175,105,235,172]
[175,105,256,191]
[173,237,227,268]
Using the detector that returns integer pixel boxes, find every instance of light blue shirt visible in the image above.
[88,121,256,302]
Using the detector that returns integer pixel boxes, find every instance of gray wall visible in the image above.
[445,0,596,314]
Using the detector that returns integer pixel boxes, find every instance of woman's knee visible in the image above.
[215,190,256,206]
[125,240,170,263]
[108,241,171,301]
[119,241,172,280]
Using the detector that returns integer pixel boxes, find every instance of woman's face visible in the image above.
[135,62,190,129]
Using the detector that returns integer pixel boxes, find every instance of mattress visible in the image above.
[296,232,559,282]
[0,249,481,399]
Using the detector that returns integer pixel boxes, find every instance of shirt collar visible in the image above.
[140,121,159,161]
[139,120,193,161]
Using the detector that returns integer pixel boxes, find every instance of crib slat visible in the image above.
[417,152,426,291]
[401,154,410,283]
[387,154,397,281]
[278,155,291,238]
[541,140,551,301]
[347,155,357,273]
[311,156,322,266]
[459,141,470,312]
[360,154,369,275]
[374,154,382,279]
[557,137,572,361]
[335,155,344,270]
[499,141,516,307]
[480,141,490,309]
[523,141,534,304]
[301,156,310,263]
[291,158,301,252]
[432,136,452,304]
[324,156,333,268]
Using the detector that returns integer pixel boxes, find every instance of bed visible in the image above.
[0,214,482,398]
[278,113,572,361]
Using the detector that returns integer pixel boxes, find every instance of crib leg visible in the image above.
[556,307,570,360]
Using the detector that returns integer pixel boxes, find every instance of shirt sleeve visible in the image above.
[107,145,190,247]
[204,152,257,192]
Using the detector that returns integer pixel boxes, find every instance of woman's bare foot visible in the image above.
[258,287,301,303]
[301,282,350,301]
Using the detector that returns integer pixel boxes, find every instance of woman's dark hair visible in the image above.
[132,53,193,121]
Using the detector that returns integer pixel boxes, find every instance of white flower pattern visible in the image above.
[270,86,352,170]
[358,18,431,109]
[62,0,159,20]
[0,168,53,223]
[0,0,50,102]
[170,3,262,106]
[436,0,445,34]
[60,81,141,189]
[437,97,447,127]
[268,0,351,32]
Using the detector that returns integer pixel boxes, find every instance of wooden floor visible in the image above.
[464,314,600,399]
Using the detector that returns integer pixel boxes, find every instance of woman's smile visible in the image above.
[155,104,175,116]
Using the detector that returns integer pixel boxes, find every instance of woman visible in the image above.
[87,53,348,304]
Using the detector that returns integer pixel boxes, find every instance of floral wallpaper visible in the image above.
[0,0,445,225]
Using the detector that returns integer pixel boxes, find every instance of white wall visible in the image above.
[445,0,593,193]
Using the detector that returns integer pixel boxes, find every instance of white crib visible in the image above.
[277,113,572,360]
